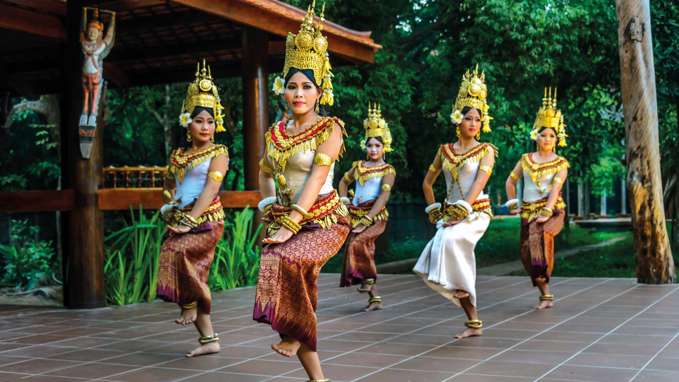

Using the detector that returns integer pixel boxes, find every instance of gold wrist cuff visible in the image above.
[179,213,199,229]
[291,204,312,219]
[539,207,553,218]
[313,153,333,167]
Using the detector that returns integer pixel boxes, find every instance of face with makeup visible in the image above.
[458,108,481,139]
[365,137,385,161]
[536,127,557,152]
[188,110,215,145]
[284,71,321,116]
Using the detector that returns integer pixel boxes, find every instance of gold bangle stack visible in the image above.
[278,215,301,234]
[449,204,470,220]
[465,319,483,329]
[427,208,443,224]
[358,215,373,227]
[539,293,555,302]
[507,201,519,211]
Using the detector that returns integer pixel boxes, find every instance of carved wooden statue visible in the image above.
[79,7,115,158]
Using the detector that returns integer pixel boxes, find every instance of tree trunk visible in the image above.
[617,0,675,283]
[600,192,608,216]
[577,180,584,217]
[584,181,591,217]
[621,176,628,214]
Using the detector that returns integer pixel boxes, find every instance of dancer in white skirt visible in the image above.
[414,65,496,339]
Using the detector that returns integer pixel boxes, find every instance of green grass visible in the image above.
[322,217,630,273]
[508,234,636,278]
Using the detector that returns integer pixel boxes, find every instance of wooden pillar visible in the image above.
[617,0,675,283]
[60,0,106,308]
[242,27,269,190]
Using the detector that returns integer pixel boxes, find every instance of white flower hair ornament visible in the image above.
[272,76,285,96]
[179,112,192,128]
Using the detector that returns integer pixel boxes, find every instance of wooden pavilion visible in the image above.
[0,0,380,308]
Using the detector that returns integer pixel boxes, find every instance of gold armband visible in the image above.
[553,176,563,185]
[381,184,392,192]
[291,204,312,219]
[342,173,354,183]
[278,215,301,234]
[208,171,224,182]
[313,153,333,167]
[509,171,520,181]
[428,164,440,173]
[479,165,493,176]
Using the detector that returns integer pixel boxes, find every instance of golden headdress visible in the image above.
[272,0,334,106]
[450,65,492,133]
[531,87,567,147]
[363,102,392,152]
[178,60,225,132]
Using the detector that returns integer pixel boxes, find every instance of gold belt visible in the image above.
[348,202,388,227]
[443,198,492,219]
[520,197,565,221]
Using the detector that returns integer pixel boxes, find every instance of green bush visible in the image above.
[103,208,262,306]
[0,219,56,289]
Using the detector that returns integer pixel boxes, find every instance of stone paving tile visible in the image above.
[0,276,678,382]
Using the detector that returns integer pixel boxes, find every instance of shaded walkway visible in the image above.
[1,275,678,381]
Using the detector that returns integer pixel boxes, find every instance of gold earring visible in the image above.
[476,131,480,140]
[186,131,192,142]
[456,125,461,138]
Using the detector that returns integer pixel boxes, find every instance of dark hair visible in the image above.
[365,136,385,146]
[452,106,483,126]
[190,107,214,119]
[284,68,319,88]
[535,126,561,145]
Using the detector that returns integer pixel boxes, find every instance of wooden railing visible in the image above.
[101,165,168,188]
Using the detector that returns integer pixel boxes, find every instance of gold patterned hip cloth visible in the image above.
[340,201,388,287]
[157,220,224,314]
[253,195,350,351]
[520,197,565,286]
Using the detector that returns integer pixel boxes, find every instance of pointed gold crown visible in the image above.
[363,102,392,152]
[450,65,492,133]
[532,87,567,147]
[181,60,225,132]
[282,0,334,105]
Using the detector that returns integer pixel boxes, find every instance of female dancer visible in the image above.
[414,66,496,339]
[253,4,349,381]
[338,103,396,311]
[157,61,228,357]
[505,87,569,310]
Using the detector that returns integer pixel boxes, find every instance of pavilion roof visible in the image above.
[0,0,381,95]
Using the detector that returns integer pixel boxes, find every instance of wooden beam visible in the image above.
[97,189,262,210]
[242,27,269,190]
[0,3,65,39]
[1,0,66,16]
[0,190,74,212]
[173,0,380,63]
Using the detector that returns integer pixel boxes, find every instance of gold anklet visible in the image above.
[198,334,220,345]
[465,319,483,329]
[181,301,197,310]
[369,296,382,304]
[539,294,555,302]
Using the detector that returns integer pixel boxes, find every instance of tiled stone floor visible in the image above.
[1,275,679,382]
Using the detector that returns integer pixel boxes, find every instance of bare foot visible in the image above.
[364,301,383,311]
[175,307,197,326]
[536,300,555,310]
[186,341,220,357]
[271,337,301,358]
[455,328,483,339]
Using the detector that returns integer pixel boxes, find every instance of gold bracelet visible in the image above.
[278,215,301,234]
[208,170,224,182]
[291,204,312,219]
[428,208,442,224]
[553,176,563,185]
[313,153,333,167]
[428,164,440,173]
[479,165,493,176]
[509,171,520,181]
[381,183,392,192]
[179,213,199,229]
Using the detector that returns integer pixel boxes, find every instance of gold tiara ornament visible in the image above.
[272,1,334,106]
[450,65,492,133]
[179,60,225,132]
[363,102,392,152]
[531,87,567,147]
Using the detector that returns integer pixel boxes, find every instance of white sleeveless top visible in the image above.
[520,154,569,203]
[174,160,210,208]
[437,143,495,203]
